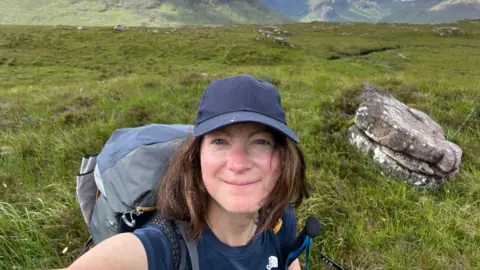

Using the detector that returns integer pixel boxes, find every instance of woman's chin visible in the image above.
[223,201,261,215]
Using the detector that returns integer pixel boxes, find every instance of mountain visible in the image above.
[380,0,480,23]
[0,0,293,26]
[261,0,480,23]
[1,0,478,26]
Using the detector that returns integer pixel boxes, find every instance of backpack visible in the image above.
[75,123,286,269]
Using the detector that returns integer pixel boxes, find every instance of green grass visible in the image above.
[1,19,480,269]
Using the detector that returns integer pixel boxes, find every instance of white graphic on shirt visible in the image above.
[266,256,278,269]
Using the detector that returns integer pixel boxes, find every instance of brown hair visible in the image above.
[155,128,312,241]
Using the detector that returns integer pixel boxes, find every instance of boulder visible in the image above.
[348,83,462,188]
[113,25,128,32]
[433,27,464,37]
[259,29,273,35]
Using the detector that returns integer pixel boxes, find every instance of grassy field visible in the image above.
[1,19,479,269]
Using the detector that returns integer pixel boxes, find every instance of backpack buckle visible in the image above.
[121,209,143,228]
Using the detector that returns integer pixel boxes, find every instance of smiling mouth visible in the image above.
[222,180,260,187]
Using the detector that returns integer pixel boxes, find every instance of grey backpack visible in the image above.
[75,123,199,269]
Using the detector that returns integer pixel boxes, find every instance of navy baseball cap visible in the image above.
[192,74,299,143]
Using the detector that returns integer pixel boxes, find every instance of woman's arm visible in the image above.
[288,258,301,270]
[66,233,147,270]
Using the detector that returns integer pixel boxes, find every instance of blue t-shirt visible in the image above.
[134,208,297,270]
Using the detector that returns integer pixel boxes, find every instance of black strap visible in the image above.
[175,221,200,270]
[178,234,187,270]
[150,215,183,269]
[75,236,94,260]
[150,214,199,270]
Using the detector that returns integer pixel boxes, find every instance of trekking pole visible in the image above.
[319,252,344,270]
[284,216,344,270]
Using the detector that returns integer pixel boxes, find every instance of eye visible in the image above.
[255,139,271,145]
[254,139,275,147]
[211,139,226,145]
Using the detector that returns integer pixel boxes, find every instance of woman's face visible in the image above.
[200,122,281,215]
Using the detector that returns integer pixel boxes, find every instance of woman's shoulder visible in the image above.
[134,222,167,243]
[133,222,176,270]
[280,204,297,232]
[277,205,297,255]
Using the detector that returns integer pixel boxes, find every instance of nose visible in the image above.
[227,145,252,173]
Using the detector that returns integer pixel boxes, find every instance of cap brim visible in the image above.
[192,111,299,143]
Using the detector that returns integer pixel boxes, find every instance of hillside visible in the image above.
[261,0,480,23]
[0,0,293,26]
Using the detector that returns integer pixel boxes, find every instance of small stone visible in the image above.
[0,146,13,156]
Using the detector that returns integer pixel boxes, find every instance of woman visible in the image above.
[68,74,312,269]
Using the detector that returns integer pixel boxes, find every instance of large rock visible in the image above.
[348,82,462,188]
[113,25,129,32]
[434,27,464,37]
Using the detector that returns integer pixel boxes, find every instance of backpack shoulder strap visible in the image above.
[174,221,200,270]
[150,215,183,269]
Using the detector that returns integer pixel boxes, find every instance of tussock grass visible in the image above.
[1,20,479,269]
